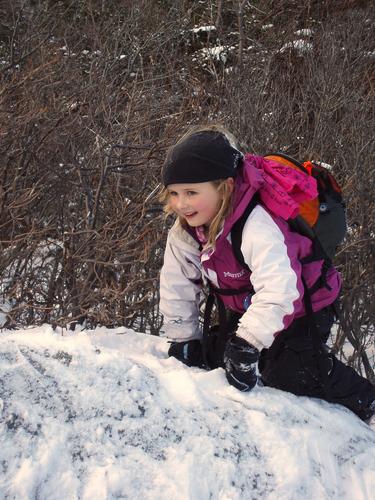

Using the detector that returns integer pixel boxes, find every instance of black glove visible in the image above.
[224,336,259,391]
[168,339,204,368]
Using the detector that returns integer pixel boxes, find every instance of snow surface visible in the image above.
[1,326,375,500]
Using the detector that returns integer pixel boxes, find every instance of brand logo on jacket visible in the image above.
[223,269,246,278]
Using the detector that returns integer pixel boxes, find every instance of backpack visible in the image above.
[202,152,346,370]
[231,152,347,270]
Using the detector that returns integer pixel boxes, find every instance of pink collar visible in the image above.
[195,226,208,244]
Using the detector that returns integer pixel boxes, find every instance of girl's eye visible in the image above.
[186,191,197,196]
[168,191,177,196]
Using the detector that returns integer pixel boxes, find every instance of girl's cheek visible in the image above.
[168,198,177,210]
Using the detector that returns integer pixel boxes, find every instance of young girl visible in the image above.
[159,124,375,421]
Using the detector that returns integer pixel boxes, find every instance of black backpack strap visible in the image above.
[230,193,260,271]
[210,285,252,296]
[296,224,334,294]
[202,288,232,369]
[301,277,333,398]
[202,292,216,367]
[201,282,249,369]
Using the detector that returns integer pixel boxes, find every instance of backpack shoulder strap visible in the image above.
[230,193,260,271]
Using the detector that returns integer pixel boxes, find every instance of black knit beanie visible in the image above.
[162,131,243,186]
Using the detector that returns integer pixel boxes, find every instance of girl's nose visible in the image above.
[176,195,188,210]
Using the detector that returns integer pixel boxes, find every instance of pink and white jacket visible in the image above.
[159,155,341,350]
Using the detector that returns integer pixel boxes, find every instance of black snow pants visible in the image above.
[258,305,375,421]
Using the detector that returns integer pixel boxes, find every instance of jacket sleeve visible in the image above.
[235,205,304,350]
[159,223,203,342]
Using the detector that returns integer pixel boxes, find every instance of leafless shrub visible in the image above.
[0,1,373,378]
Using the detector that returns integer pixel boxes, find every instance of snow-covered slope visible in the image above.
[1,326,374,500]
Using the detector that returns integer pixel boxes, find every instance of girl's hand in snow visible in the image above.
[224,336,259,391]
[168,340,204,368]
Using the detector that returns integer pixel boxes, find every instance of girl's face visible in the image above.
[167,179,233,227]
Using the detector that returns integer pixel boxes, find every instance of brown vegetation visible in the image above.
[0,1,374,380]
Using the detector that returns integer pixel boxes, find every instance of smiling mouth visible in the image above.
[183,212,198,218]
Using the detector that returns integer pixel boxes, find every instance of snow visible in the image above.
[191,26,216,34]
[294,29,313,37]
[312,160,334,171]
[193,46,235,65]
[280,40,313,54]
[1,326,374,500]
[0,299,11,327]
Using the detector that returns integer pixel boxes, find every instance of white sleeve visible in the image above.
[235,206,302,350]
[159,223,203,342]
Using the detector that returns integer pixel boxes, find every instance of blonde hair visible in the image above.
[205,179,234,247]
[160,124,241,248]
